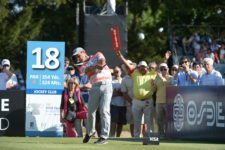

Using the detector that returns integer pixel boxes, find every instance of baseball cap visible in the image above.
[172,64,178,69]
[67,65,75,71]
[137,61,148,67]
[159,63,168,69]
[72,47,85,56]
[1,59,10,66]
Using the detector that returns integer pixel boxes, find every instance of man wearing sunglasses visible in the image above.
[177,56,198,86]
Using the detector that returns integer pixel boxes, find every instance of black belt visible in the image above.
[140,99,147,101]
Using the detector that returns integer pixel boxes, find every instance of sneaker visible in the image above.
[94,137,108,144]
[83,132,96,143]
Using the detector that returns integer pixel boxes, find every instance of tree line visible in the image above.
[0,0,224,78]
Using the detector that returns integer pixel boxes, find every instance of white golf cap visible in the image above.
[172,64,178,69]
[159,63,168,68]
[1,59,10,66]
[72,47,85,56]
[137,61,148,67]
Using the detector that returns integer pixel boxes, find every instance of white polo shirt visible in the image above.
[0,72,9,90]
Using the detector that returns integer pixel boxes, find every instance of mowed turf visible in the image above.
[0,137,225,150]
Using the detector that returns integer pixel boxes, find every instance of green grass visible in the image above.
[0,137,225,150]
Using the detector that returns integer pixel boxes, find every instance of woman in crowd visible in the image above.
[192,62,206,85]
[110,66,126,137]
[60,78,87,137]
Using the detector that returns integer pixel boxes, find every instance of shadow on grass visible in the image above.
[108,137,225,144]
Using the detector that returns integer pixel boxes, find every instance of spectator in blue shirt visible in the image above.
[177,56,198,86]
[199,58,224,85]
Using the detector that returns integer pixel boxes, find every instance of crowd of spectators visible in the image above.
[1,36,224,142]
[171,32,225,65]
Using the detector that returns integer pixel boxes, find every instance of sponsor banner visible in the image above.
[0,90,25,136]
[26,41,64,136]
[26,89,63,95]
[143,133,160,145]
[26,94,62,136]
[166,86,225,141]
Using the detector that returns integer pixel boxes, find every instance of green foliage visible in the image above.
[127,2,167,63]
[0,1,9,22]
[0,1,77,77]
[1,0,225,76]
[127,0,225,63]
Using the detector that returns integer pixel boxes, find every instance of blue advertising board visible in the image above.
[26,41,64,136]
[166,86,225,142]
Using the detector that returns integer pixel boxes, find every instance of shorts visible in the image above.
[110,105,127,125]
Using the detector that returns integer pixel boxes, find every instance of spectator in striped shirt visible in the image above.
[72,47,112,144]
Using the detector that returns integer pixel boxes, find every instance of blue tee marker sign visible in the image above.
[26,41,64,136]
[26,41,64,93]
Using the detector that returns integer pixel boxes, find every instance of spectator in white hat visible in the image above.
[110,66,126,137]
[199,58,224,85]
[170,64,179,85]
[121,60,146,137]
[115,51,154,137]
[152,63,173,136]
[0,59,18,90]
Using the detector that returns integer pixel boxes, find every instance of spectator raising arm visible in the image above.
[115,51,136,73]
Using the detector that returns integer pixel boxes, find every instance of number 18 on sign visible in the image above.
[26,41,65,90]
